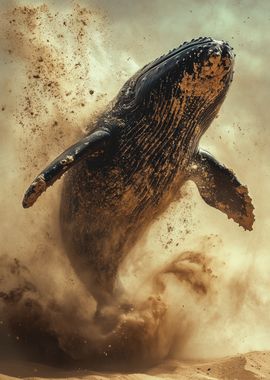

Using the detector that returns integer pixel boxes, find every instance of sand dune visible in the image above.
[0,351,269,380]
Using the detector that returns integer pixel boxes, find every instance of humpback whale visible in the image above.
[23,37,254,306]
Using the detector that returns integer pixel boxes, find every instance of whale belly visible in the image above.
[60,152,187,302]
[60,159,129,294]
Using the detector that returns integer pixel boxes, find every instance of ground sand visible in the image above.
[0,351,270,380]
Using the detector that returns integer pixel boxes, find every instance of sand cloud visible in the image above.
[0,0,270,372]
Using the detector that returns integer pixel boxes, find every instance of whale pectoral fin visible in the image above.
[189,149,255,230]
[22,129,113,208]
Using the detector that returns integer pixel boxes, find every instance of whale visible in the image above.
[23,37,255,307]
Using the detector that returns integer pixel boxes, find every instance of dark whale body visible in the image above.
[23,37,254,306]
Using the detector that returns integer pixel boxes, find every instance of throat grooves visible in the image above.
[118,87,210,219]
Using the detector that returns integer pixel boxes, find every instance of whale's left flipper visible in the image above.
[189,149,255,230]
[22,128,114,209]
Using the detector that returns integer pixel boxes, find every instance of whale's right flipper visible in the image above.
[189,148,255,230]
[22,128,114,209]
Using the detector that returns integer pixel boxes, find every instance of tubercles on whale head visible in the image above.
[136,37,234,100]
[178,40,234,99]
[115,37,234,131]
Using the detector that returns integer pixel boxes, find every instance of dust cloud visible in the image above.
[0,0,270,374]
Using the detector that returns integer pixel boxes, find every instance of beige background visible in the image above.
[0,1,270,379]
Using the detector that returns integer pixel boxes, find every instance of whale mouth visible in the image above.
[133,37,234,102]
[138,37,234,79]
[141,37,216,74]
[117,37,234,113]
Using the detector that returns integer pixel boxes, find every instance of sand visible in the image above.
[0,352,270,379]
